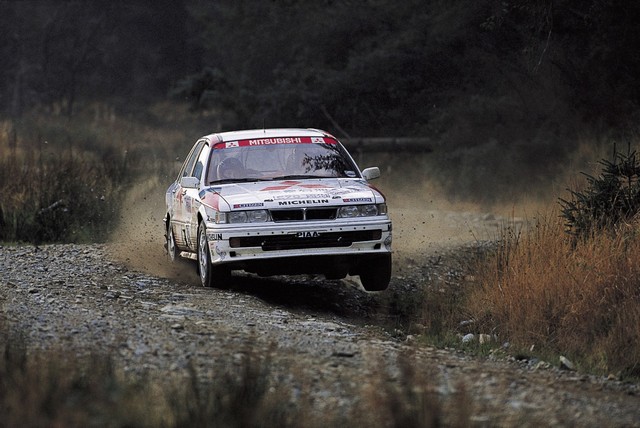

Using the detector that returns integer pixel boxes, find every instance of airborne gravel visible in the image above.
[1,241,638,426]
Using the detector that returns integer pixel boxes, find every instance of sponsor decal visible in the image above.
[326,188,352,195]
[295,231,320,238]
[233,202,264,209]
[278,199,329,206]
[300,184,331,189]
[214,245,226,260]
[211,233,223,240]
[248,137,302,145]
[215,136,337,149]
[274,193,330,200]
[343,197,372,203]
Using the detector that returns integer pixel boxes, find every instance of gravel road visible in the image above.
[1,235,638,426]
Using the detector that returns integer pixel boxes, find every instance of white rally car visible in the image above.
[164,128,392,291]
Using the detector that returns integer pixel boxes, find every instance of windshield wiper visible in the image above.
[269,175,330,180]
[209,177,273,185]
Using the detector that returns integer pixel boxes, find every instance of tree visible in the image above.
[0,0,196,116]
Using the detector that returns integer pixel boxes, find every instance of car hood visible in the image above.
[199,179,384,211]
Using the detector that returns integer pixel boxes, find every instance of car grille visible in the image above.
[229,230,382,251]
[270,208,337,222]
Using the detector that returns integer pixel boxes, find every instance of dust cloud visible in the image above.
[108,165,530,281]
[385,182,526,270]
[107,175,198,284]
[368,152,535,268]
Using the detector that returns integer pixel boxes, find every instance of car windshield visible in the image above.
[207,139,359,184]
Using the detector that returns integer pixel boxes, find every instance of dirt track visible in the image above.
[1,200,639,426]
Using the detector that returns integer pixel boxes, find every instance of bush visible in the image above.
[560,145,640,240]
[468,214,640,378]
[0,111,185,244]
[0,151,120,243]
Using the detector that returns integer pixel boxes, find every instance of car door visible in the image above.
[182,143,210,250]
[172,140,205,250]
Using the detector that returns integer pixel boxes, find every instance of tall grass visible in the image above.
[467,213,640,378]
[0,107,189,243]
[0,149,121,242]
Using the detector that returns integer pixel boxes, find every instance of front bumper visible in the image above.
[205,218,392,265]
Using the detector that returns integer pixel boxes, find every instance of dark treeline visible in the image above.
[2,1,640,149]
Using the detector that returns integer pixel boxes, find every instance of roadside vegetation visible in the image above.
[0,117,121,243]
[467,213,640,378]
[463,147,640,379]
[0,321,457,427]
[0,106,195,243]
[374,144,640,381]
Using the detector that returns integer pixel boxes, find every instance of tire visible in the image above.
[197,221,214,287]
[359,254,392,291]
[197,220,231,288]
[166,221,178,262]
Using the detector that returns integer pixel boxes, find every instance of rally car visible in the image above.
[164,128,392,291]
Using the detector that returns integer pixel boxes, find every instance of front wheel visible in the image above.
[197,221,231,288]
[359,254,392,291]
[166,221,178,262]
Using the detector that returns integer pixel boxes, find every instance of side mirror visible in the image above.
[180,176,200,189]
[361,167,381,181]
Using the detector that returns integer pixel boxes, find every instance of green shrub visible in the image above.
[560,144,640,239]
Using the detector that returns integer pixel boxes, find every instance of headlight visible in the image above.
[360,204,379,216]
[338,205,360,218]
[229,209,270,223]
[229,211,247,223]
[337,204,386,218]
[248,210,270,222]
[204,205,227,223]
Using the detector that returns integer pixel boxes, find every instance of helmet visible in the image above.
[217,157,245,180]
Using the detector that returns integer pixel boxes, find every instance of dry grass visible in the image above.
[0,332,157,427]
[0,321,466,427]
[0,108,191,243]
[468,211,640,378]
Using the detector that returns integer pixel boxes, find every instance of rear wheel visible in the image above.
[359,254,392,291]
[197,221,231,288]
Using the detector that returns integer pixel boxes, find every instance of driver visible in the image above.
[217,157,245,180]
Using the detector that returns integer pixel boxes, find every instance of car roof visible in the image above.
[202,128,336,144]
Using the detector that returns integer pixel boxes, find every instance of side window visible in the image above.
[180,140,205,179]
[192,144,209,180]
